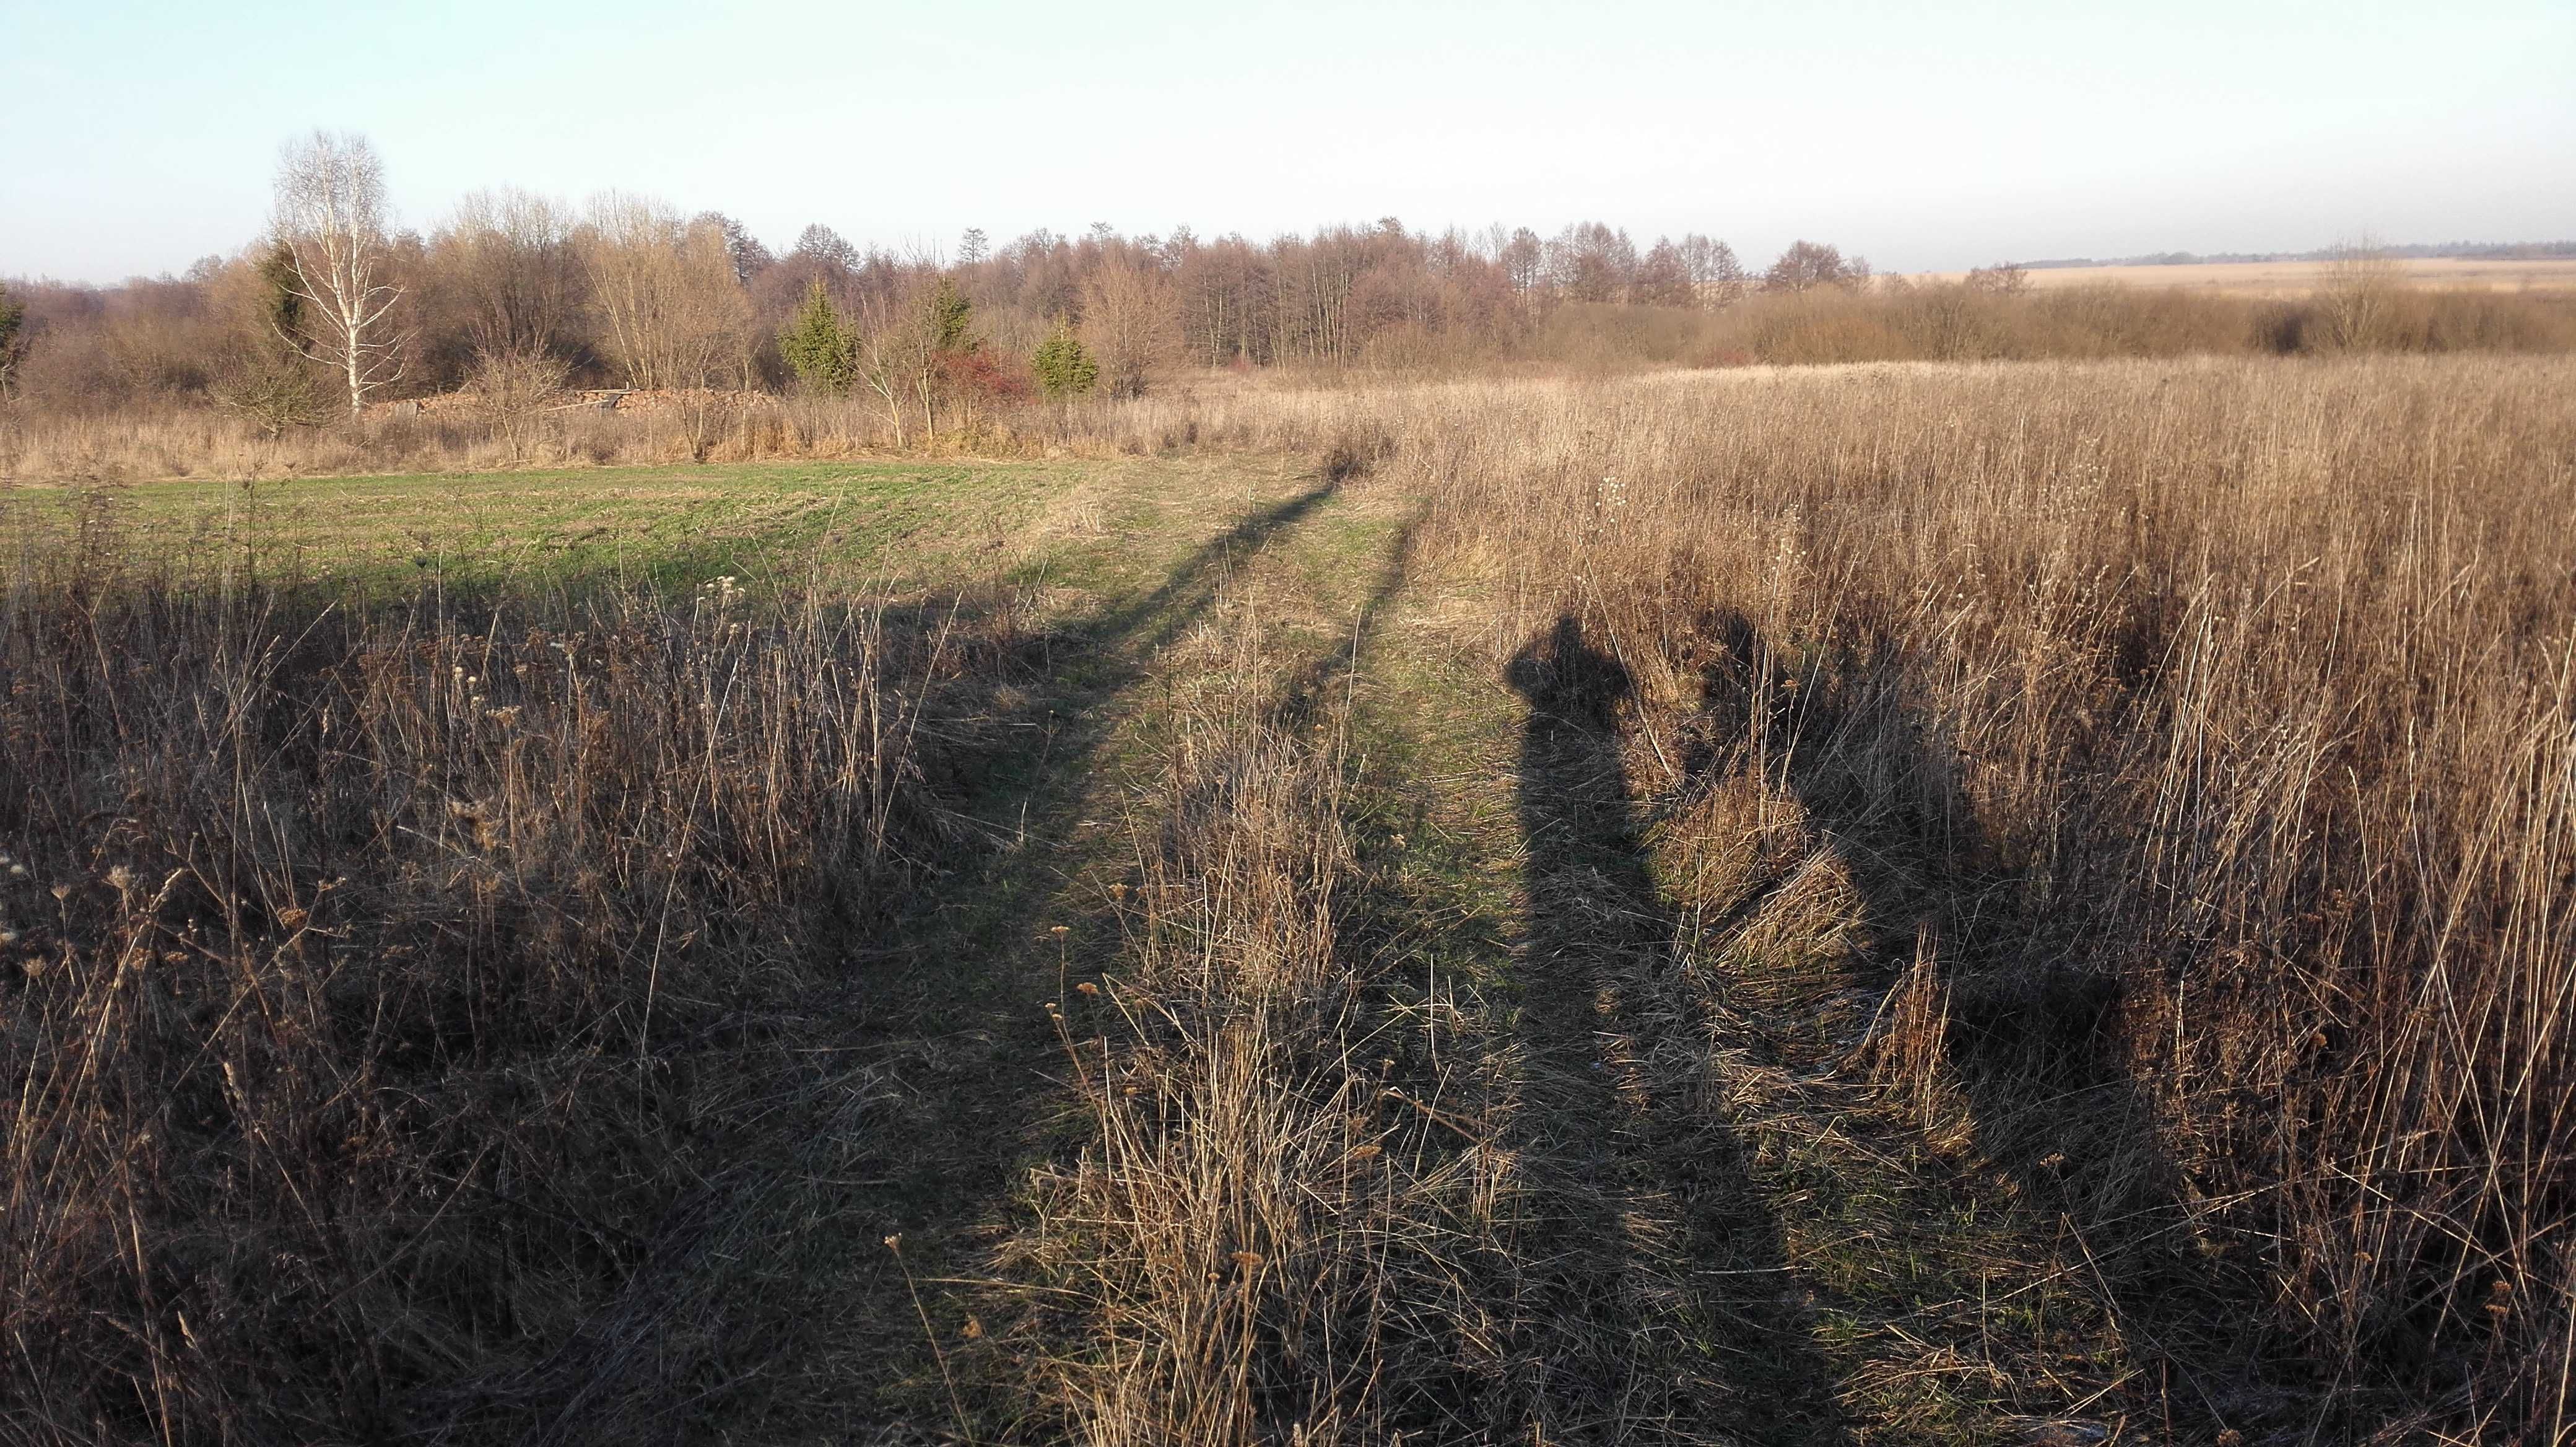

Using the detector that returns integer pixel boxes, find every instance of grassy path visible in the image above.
[718,457,1375,1438]
[607,456,2165,1443]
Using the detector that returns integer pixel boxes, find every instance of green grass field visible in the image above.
[4,456,1309,598]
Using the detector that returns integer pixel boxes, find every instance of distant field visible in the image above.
[1918,255,2576,295]
[0,456,1214,592]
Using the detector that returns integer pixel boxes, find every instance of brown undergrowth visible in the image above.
[0,506,1006,1441]
[1347,356,2576,1440]
[11,354,2571,1443]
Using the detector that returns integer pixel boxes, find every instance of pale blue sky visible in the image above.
[4,0,2571,283]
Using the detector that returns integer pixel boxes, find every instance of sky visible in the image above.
[4,0,2572,284]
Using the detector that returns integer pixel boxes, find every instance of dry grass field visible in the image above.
[5,353,2572,1445]
[1920,256,2576,295]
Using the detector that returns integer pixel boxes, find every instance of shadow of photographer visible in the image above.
[1494,613,1853,1446]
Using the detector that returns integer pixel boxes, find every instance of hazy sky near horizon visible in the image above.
[4,0,2572,284]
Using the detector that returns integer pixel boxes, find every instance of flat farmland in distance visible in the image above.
[1915,255,2576,295]
[0,455,1237,593]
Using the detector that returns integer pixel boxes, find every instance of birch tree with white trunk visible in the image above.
[272,130,407,417]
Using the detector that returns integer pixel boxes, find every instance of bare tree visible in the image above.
[850,287,934,447]
[437,188,581,358]
[791,224,862,273]
[1679,234,1747,306]
[271,129,407,417]
[2319,235,2403,351]
[1964,261,2031,296]
[1547,222,1638,303]
[578,194,751,391]
[1494,226,1547,301]
[1762,240,1863,294]
[695,211,775,285]
[1633,238,1695,307]
[1081,260,1179,396]
[469,347,568,461]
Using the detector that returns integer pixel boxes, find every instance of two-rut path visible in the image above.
[715,463,2152,1446]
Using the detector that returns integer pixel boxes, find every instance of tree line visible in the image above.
[7,131,2565,437]
[0,132,1886,426]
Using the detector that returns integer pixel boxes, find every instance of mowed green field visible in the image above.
[3,456,1302,597]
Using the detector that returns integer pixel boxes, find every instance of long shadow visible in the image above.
[450,479,1349,1441]
[1690,610,2349,1444]
[1500,615,1852,1446]
[1081,481,1341,666]
[1268,514,1417,735]
[824,478,1355,1386]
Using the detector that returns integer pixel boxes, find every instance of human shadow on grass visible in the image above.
[429,479,1348,1441]
[1686,610,2379,1444]
[1499,614,1853,1447]
[1267,514,1417,737]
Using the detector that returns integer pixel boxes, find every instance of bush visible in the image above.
[1033,321,1099,399]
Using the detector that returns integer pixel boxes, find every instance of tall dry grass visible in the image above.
[11,351,2571,1439]
[1272,356,2576,1435]
[1007,615,1522,1444]
[0,507,957,1440]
